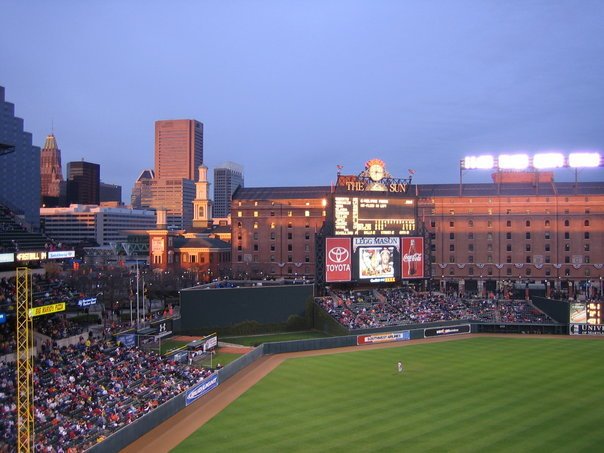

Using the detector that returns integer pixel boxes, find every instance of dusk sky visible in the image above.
[1,0,603,202]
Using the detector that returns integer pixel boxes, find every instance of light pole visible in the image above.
[135,260,140,330]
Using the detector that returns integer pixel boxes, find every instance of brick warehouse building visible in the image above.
[231,186,330,280]
[231,168,604,298]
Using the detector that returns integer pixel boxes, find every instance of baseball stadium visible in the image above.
[1,156,604,452]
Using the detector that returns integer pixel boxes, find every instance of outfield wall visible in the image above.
[179,284,313,332]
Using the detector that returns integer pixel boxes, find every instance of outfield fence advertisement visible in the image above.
[357,330,410,345]
[185,374,219,406]
[424,324,471,338]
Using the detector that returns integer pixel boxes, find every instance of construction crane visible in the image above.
[16,267,34,452]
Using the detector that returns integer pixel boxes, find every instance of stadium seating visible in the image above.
[317,288,554,329]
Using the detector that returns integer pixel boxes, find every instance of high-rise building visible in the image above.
[0,86,41,228]
[150,179,195,229]
[40,133,64,207]
[100,182,122,205]
[150,119,204,229]
[130,169,155,209]
[155,120,203,180]
[213,162,244,218]
[66,160,100,205]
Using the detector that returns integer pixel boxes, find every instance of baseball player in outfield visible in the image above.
[397,361,404,373]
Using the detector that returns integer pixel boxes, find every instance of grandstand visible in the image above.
[317,287,555,330]
[0,202,49,252]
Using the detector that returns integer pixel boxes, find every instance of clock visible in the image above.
[369,163,384,182]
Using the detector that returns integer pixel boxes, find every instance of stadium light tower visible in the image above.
[459,151,603,195]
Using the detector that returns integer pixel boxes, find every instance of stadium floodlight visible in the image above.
[463,155,494,169]
[533,152,565,169]
[498,154,529,170]
[568,152,601,168]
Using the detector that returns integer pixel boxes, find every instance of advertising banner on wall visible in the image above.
[186,374,220,406]
[401,237,424,279]
[357,330,410,345]
[325,237,352,282]
[424,324,471,338]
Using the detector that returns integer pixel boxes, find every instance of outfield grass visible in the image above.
[220,330,331,347]
[173,337,604,452]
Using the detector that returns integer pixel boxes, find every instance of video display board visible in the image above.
[353,237,400,283]
[569,301,603,336]
[333,196,416,236]
[325,236,425,283]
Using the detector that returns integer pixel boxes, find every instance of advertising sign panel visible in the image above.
[186,374,219,406]
[424,324,471,338]
[48,250,76,259]
[17,251,47,261]
[325,237,352,282]
[401,237,424,279]
[0,253,14,264]
[29,302,66,318]
[569,303,587,324]
[357,330,410,345]
[116,333,137,348]
[78,297,97,307]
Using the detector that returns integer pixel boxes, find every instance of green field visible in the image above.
[173,337,604,452]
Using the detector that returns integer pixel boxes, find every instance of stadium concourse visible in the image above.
[316,288,553,330]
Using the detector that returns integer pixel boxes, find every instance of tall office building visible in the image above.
[213,162,244,218]
[130,169,155,209]
[155,119,203,180]
[40,133,64,207]
[0,86,41,228]
[100,182,122,205]
[150,119,203,229]
[66,160,100,205]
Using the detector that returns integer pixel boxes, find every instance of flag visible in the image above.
[408,169,416,175]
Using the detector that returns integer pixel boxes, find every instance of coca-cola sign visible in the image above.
[325,238,352,282]
[401,237,424,279]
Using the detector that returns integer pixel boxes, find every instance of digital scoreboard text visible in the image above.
[334,196,416,236]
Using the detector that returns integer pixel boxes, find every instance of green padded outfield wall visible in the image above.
[179,284,314,331]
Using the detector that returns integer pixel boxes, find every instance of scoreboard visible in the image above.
[333,196,416,236]
[569,301,604,335]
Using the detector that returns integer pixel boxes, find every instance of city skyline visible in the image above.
[1,1,603,202]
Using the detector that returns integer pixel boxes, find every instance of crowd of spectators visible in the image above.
[0,275,85,356]
[35,316,86,341]
[317,288,553,330]
[0,335,213,452]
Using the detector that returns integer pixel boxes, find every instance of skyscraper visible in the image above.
[66,160,100,205]
[155,120,203,180]
[213,162,244,218]
[0,85,40,228]
[100,182,122,205]
[130,169,155,209]
[150,119,204,229]
[40,133,64,207]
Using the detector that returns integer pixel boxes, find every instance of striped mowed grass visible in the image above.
[173,337,604,452]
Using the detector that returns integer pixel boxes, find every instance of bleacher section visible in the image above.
[0,202,50,251]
